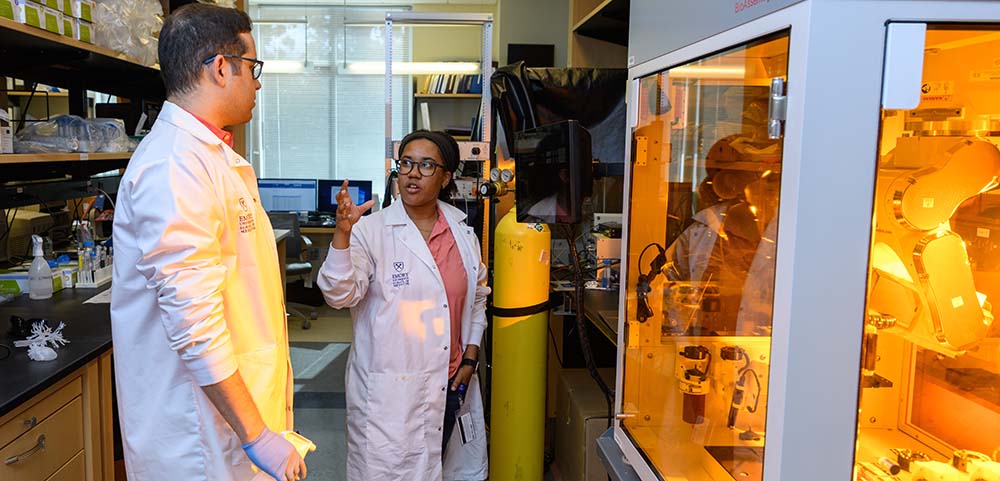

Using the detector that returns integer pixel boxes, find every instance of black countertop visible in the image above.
[0,288,112,417]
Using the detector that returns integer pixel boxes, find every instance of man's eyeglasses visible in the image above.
[396,158,447,177]
[203,54,264,80]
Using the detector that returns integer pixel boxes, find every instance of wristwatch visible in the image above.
[460,357,478,371]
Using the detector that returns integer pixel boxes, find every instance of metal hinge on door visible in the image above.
[633,133,648,166]
[768,77,787,139]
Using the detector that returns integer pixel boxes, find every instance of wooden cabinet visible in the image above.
[0,351,113,481]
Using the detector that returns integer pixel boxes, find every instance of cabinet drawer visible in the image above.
[0,397,84,481]
[0,378,82,449]
[46,451,84,481]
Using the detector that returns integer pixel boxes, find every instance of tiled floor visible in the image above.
[287,303,353,481]
[290,340,350,481]
[286,307,565,481]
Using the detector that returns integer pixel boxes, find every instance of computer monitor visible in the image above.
[514,120,593,224]
[257,179,317,212]
[317,179,374,215]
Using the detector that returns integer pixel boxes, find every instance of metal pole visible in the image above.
[384,16,394,175]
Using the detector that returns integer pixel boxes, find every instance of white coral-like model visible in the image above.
[14,320,70,361]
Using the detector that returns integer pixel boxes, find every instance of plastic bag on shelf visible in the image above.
[94,0,164,67]
[90,118,130,153]
[13,116,129,154]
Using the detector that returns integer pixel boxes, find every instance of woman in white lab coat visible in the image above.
[317,130,490,481]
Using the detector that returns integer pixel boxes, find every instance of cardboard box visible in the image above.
[69,0,89,21]
[61,13,71,37]
[0,109,12,154]
[39,4,61,34]
[19,1,40,27]
[0,270,66,297]
[0,0,17,20]
[76,18,91,43]
[554,369,614,481]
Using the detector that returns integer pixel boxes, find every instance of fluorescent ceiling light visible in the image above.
[669,65,746,79]
[346,61,480,75]
[263,60,306,74]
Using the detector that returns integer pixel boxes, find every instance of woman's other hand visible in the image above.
[332,180,375,249]
[450,365,474,395]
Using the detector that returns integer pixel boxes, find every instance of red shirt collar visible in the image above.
[186,110,234,148]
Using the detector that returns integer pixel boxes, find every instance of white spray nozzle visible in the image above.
[32,235,44,257]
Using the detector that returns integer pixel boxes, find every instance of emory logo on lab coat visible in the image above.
[237,197,256,234]
[238,212,256,234]
[391,261,409,287]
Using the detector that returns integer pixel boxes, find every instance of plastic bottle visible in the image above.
[79,221,95,274]
[28,235,54,300]
[600,259,614,289]
[78,220,93,247]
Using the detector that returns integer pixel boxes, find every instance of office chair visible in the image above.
[266,212,320,329]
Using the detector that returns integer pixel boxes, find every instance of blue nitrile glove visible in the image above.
[242,427,307,481]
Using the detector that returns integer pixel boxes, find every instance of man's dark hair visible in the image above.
[158,4,253,97]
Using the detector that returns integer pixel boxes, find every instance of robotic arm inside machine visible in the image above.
[867,138,1000,357]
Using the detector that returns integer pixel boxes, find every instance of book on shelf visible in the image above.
[419,74,483,95]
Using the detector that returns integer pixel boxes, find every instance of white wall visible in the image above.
[410,4,499,62]
[498,0,568,67]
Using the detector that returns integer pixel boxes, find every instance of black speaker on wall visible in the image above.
[507,44,555,68]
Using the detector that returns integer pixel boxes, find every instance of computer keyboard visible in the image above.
[300,215,335,228]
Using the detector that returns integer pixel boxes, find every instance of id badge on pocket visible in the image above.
[457,412,480,445]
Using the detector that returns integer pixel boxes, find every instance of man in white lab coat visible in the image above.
[110,5,305,481]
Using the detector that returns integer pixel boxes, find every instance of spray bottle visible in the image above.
[28,235,53,300]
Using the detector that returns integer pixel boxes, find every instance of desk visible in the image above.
[299,227,334,284]
[579,289,620,345]
[0,288,113,416]
[300,227,335,235]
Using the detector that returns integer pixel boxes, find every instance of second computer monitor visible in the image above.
[317,179,374,214]
[258,179,318,212]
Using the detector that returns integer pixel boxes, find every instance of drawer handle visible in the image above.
[4,434,46,465]
[22,416,37,428]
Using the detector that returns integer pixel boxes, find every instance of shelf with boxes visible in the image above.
[0,15,164,100]
[1,0,96,43]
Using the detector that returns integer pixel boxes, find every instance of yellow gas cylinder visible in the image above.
[490,208,550,481]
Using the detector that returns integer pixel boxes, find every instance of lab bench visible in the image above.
[0,287,114,481]
[579,288,620,345]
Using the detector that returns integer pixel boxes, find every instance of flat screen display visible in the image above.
[514,120,592,224]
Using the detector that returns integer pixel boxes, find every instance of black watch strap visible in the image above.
[460,358,478,370]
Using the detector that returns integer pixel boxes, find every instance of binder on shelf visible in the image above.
[420,102,431,130]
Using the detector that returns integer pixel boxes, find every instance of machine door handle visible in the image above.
[5,434,46,465]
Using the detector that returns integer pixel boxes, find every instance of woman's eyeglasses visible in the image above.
[396,158,446,177]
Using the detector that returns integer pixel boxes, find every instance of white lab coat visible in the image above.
[111,102,293,481]
[317,200,490,481]
[664,203,729,282]
[737,218,778,329]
